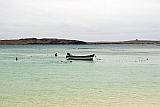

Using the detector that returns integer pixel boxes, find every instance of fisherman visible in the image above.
[55,53,58,57]
[16,57,18,61]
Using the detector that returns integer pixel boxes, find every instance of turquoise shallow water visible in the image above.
[0,44,160,107]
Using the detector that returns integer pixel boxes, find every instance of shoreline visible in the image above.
[0,38,160,45]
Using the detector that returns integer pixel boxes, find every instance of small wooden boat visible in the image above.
[66,53,95,60]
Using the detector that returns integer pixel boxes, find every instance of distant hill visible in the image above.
[0,38,86,45]
[0,38,159,45]
[87,39,160,44]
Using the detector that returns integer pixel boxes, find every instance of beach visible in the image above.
[0,44,159,107]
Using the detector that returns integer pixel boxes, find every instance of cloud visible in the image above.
[0,0,160,41]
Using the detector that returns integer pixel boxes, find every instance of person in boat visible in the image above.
[66,53,70,58]
[16,57,18,61]
[67,53,70,56]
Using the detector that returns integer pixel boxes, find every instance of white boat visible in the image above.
[66,53,95,60]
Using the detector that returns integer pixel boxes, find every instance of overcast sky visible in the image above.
[0,0,160,41]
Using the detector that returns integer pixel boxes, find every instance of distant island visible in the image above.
[0,38,159,45]
[87,39,160,44]
[0,38,86,45]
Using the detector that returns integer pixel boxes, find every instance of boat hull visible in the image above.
[66,53,95,60]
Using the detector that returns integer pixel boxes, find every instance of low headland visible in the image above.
[0,38,86,45]
[87,39,160,44]
[0,38,159,45]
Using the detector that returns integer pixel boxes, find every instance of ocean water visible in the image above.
[0,44,159,107]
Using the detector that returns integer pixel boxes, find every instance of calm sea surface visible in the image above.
[0,44,160,107]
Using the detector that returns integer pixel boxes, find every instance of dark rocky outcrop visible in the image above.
[0,38,86,45]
